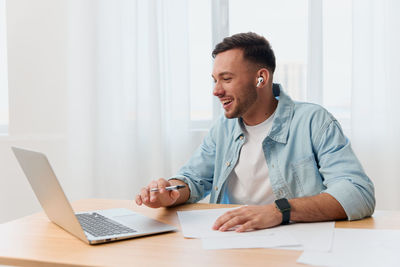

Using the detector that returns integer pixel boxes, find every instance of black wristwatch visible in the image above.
[275,198,291,225]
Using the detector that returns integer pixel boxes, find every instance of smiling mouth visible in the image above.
[222,99,233,107]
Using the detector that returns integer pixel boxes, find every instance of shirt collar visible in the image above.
[268,83,294,144]
[233,118,245,140]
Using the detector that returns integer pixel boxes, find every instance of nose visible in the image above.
[213,82,224,97]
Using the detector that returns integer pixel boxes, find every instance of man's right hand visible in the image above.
[135,178,185,208]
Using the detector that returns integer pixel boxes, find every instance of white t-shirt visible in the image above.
[227,113,275,205]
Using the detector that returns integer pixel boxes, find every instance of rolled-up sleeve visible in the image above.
[316,119,375,220]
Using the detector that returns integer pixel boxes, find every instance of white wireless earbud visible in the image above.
[256,77,264,87]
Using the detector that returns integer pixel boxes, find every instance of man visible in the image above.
[135,32,375,232]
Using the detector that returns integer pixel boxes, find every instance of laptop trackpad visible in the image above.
[113,214,175,233]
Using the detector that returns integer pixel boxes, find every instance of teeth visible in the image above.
[222,99,232,105]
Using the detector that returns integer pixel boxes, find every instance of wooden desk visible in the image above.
[1,199,399,267]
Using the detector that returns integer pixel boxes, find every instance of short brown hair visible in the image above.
[212,32,276,73]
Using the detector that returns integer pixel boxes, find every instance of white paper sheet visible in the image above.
[178,207,301,249]
[277,221,335,252]
[177,207,244,238]
[177,207,294,238]
[177,208,334,251]
[297,228,400,267]
[202,231,299,250]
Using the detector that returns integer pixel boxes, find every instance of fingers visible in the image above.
[136,186,150,206]
[212,206,273,232]
[149,178,171,201]
[149,180,159,202]
[212,208,242,231]
[135,178,177,208]
[156,178,170,194]
[219,216,245,231]
[135,194,142,206]
[236,221,255,233]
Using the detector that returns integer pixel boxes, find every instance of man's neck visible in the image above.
[242,87,278,126]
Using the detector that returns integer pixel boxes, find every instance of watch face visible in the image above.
[275,198,290,210]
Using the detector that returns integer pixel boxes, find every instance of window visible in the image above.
[188,0,309,129]
[188,0,213,124]
[322,0,352,133]
[188,0,350,133]
[0,0,8,135]
[229,0,309,101]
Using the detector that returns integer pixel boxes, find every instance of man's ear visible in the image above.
[256,68,270,87]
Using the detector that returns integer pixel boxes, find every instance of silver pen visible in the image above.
[150,184,186,192]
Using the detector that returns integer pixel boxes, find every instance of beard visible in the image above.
[224,85,258,119]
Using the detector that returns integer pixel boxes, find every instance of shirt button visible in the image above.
[215,186,218,191]
[239,135,244,140]
[226,161,231,167]
[272,164,275,168]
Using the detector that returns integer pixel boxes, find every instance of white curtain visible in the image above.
[351,0,400,209]
[93,0,202,199]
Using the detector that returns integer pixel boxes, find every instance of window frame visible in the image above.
[189,0,228,131]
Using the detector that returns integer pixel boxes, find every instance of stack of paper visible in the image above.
[177,208,334,250]
[178,208,400,265]
[277,221,335,252]
[297,228,400,267]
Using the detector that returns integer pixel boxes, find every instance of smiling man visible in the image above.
[135,32,375,232]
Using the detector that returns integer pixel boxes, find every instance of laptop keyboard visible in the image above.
[76,212,137,237]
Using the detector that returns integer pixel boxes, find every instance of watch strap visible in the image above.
[275,198,291,225]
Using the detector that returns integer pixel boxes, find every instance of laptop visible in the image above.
[12,147,177,245]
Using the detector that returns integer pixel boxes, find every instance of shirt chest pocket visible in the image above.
[289,155,325,197]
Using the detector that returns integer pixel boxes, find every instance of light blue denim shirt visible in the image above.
[172,84,375,220]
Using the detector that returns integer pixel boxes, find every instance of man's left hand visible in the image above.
[212,205,282,232]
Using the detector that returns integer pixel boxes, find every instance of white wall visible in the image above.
[0,0,95,223]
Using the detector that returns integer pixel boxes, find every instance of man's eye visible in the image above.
[223,78,232,81]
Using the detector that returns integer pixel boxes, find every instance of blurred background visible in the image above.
[1,0,399,223]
